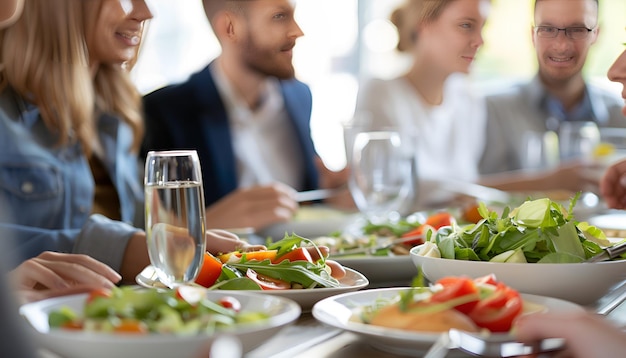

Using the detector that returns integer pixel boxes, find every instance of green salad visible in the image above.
[49,286,268,335]
[416,194,625,263]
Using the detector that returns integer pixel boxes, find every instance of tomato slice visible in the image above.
[401,212,456,245]
[245,269,291,290]
[473,274,499,287]
[195,252,223,288]
[430,276,480,314]
[468,285,523,332]
[272,247,313,264]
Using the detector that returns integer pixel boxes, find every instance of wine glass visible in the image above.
[348,130,414,222]
[144,150,206,287]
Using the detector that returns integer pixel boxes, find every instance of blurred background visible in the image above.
[132,0,626,171]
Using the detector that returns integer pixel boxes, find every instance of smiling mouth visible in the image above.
[117,32,141,45]
[549,56,574,63]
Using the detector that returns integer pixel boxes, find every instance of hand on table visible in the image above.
[513,310,626,358]
[600,159,626,209]
[205,229,266,254]
[205,183,299,231]
[9,251,121,304]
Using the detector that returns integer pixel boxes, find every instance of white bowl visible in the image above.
[410,246,626,305]
[19,290,301,358]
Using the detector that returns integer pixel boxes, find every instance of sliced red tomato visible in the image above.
[401,212,456,245]
[468,284,523,332]
[473,274,499,287]
[218,296,242,312]
[272,247,313,264]
[430,276,480,314]
[86,288,112,304]
[195,252,223,288]
[245,269,291,290]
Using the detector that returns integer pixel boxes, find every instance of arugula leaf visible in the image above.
[228,260,340,288]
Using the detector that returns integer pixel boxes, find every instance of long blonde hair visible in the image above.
[391,0,458,52]
[0,0,144,154]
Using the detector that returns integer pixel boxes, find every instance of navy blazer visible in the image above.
[142,64,319,206]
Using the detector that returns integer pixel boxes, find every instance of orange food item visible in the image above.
[462,204,483,224]
[370,303,479,333]
[195,252,223,288]
[217,250,278,263]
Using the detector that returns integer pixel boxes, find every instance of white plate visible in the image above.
[136,266,369,311]
[312,287,584,356]
[334,255,416,285]
[588,212,626,231]
[259,205,358,241]
[20,290,301,358]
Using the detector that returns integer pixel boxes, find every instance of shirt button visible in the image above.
[21,181,34,194]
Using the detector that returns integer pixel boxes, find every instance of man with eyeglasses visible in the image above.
[479,0,625,190]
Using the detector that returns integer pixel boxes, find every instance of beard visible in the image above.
[240,30,296,80]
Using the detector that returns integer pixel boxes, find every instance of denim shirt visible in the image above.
[0,88,143,270]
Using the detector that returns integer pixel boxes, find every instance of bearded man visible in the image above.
[142,0,350,233]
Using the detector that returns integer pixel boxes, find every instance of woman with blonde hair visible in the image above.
[0,0,255,291]
[354,0,490,208]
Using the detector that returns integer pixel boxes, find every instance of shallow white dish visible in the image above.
[136,265,369,311]
[19,290,301,358]
[312,287,584,356]
[410,246,626,305]
[588,212,626,231]
[259,205,358,241]
[334,255,417,285]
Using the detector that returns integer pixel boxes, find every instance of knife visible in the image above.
[295,188,341,202]
[585,241,626,263]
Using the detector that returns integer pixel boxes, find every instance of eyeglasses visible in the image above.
[534,26,595,40]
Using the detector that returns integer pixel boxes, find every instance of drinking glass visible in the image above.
[558,121,601,163]
[348,130,414,222]
[144,150,206,287]
[520,130,559,171]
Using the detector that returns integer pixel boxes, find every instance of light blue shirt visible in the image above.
[0,88,143,270]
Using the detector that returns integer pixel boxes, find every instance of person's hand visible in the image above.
[205,183,298,231]
[9,251,121,304]
[513,311,626,358]
[600,159,626,209]
[315,156,355,210]
[205,229,266,254]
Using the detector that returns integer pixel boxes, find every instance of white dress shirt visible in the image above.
[210,63,304,190]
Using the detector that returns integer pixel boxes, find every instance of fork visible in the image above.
[424,329,565,358]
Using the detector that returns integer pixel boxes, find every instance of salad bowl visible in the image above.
[410,247,626,305]
[19,290,301,358]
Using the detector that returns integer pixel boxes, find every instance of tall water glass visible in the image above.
[144,150,206,287]
[348,130,413,222]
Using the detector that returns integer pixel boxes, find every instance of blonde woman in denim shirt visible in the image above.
[0,0,260,287]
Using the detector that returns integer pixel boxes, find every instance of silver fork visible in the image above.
[424,329,565,358]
